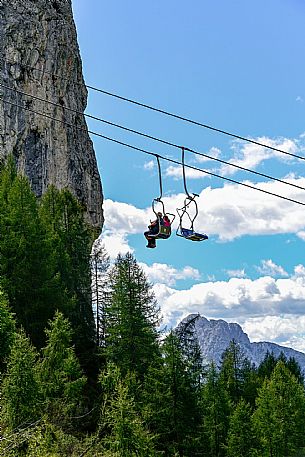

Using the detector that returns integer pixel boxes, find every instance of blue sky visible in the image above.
[71,0,305,350]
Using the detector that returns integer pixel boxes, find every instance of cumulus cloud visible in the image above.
[243,315,305,352]
[256,259,288,277]
[101,230,133,259]
[139,262,200,286]
[154,266,305,335]
[102,175,305,243]
[220,136,302,175]
[103,199,149,234]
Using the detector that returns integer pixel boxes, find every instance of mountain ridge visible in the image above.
[177,314,305,370]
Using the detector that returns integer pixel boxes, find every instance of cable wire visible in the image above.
[2,58,304,162]
[1,82,305,193]
[1,96,305,207]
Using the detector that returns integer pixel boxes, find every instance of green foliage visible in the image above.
[143,332,203,456]
[201,362,231,457]
[105,253,160,380]
[0,170,55,348]
[39,186,97,374]
[226,399,256,457]
[38,312,86,425]
[253,361,305,457]
[1,329,40,431]
[0,290,16,372]
[26,420,83,457]
[99,363,158,457]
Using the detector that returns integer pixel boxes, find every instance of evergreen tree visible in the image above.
[105,253,160,380]
[0,289,16,372]
[143,332,203,456]
[201,362,231,457]
[99,364,157,457]
[175,314,204,388]
[37,312,86,427]
[90,239,110,347]
[39,186,97,374]
[253,361,305,457]
[226,399,256,457]
[1,329,40,430]
[219,339,250,405]
[0,168,56,347]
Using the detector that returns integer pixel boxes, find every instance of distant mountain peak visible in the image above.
[177,314,305,370]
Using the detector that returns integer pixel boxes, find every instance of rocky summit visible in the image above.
[176,314,305,371]
[0,0,103,229]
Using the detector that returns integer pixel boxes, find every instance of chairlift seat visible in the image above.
[180,227,208,242]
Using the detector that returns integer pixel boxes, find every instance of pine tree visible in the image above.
[219,340,245,404]
[99,364,157,457]
[1,329,40,430]
[39,186,97,374]
[90,239,110,347]
[201,362,231,457]
[175,314,204,388]
[37,311,86,426]
[226,399,256,457]
[105,253,160,380]
[143,332,203,456]
[0,170,56,347]
[0,289,16,372]
[253,361,305,457]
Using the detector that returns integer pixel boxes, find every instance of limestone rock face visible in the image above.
[0,0,103,228]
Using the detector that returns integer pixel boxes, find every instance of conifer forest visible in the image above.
[1,158,305,457]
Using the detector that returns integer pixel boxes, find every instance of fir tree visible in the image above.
[99,364,157,457]
[37,311,86,427]
[39,186,97,374]
[219,339,250,405]
[90,239,110,347]
[1,329,40,430]
[143,332,203,456]
[0,289,16,372]
[105,253,160,380]
[0,169,55,347]
[253,361,305,457]
[226,399,256,457]
[201,362,231,457]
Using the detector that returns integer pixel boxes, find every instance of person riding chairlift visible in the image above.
[144,212,164,248]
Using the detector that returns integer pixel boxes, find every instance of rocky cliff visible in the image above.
[0,0,103,228]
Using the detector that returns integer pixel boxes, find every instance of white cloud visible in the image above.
[155,265,305,332]
[220,136,301,175]
[103,175,305,243]
[226,269,246,278]
[243,315,305,352]
[139,262,200,286]
[101,230,133,259]
[144,160,155,170]
[297,231,305,241]
[256,259,288,277]
[165,165,207,180]
[196,147,221,163]
[103,199,149,234]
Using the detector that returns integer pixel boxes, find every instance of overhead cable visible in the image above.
[1,82,305,193]
[2,58,305,162]
[1,96,305,208]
